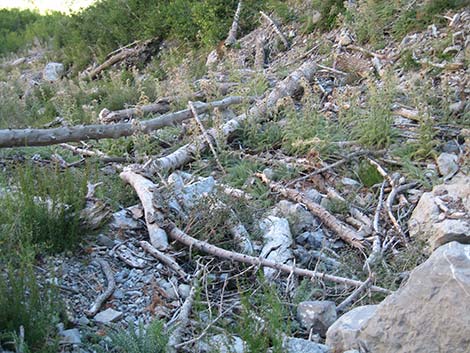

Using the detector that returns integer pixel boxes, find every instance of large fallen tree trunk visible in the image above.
[145,60,318,173]
[0,96,245,148]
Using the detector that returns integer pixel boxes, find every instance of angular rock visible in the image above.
[409,173,470,250]
[60,328,82,344]
[43,62,64,81]
[436,152,459,177]
[339,242,470,353]
[199,334,245,353]
[325,305,377,353]
[272,200,318,235]
[297,301,337,336]
[94,308,123,323]
[109,209,141,230]
[259,216,293,280]
[283,337,330,353]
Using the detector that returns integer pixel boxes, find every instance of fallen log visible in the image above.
[225,1,243,46]
[144,60,318,173]
[256,173,365,249]
[99,100,171,123]
[0,96,245,148]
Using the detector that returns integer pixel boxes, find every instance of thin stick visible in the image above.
[287,150,377,186]
[188,101,225,172]
[167,270,201,353]
[364,181,386,269]
[336,276,373,313]
[85,259,116,317]
[164,222,390,294]
[140,240,188,279]
[260,11,290,49]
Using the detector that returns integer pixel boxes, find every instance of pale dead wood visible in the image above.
[393,107,420,122]
[188,101,225,172]
[86,48,134,79]
[120,171,169,250]
[85,259,116,317]
[256,173,365,249]
[167,271,201,353]
[60,143,132,163]
[364,181,386,269]
[99,100,171,123]
[348,45,388,59]
[260,11,290,49]
[225,1,243,46]
[254,34,266,70]
[144,60,318,173]
[164,222,390,294]
[140,240,188,279]
[336,276,374,313]
[0,96,245,148]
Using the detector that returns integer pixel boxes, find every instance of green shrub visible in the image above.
[0,163,87,253]
[95,320,168,353]
[0,250,62,353]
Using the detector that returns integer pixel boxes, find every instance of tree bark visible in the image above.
[0,96,245,148]
[145,60,318,173]
[120,170,169,250]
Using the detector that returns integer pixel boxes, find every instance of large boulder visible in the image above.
[328,242,470,353]
[408,173,469,250]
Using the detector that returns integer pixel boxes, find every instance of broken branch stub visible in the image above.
[120,171,168,250]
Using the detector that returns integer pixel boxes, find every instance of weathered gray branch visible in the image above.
[145,60,318,173]
[0,96,245,148]
[165,222,390,294]
[225,1,243,46]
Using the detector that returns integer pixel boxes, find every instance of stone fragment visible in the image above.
[259,216,293,280]
[43,62,64,81]
[109,209,141,230]
[325,305,377,353]
[273,200,318,235]
[60,328,82,344]
[96,234,115,248]
[283,337,330,353]
[199,334,245,353]
[436,152,459,177]
[409,173,469,250]
[311,10,322,25]
[297,301,337,336]
[353,242,470,353]
[94,308,123,323]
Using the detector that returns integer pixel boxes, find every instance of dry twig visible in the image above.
[85,259,115,317]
